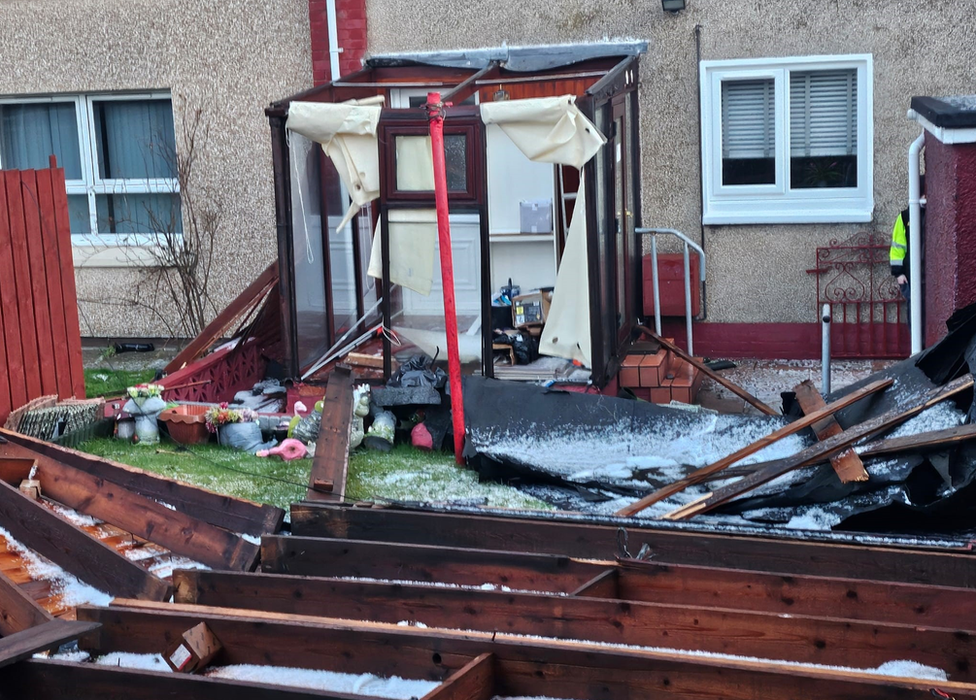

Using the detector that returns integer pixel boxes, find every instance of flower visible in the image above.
[127,383,163,399]
[204,404,258,433]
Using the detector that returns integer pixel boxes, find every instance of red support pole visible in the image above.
[427,92,466,463]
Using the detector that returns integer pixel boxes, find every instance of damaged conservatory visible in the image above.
[266,42,645,386]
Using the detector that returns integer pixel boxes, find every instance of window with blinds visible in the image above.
[721,78,775,185]
[789,69,858,189]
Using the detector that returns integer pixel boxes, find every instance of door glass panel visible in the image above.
[395,134,467,191]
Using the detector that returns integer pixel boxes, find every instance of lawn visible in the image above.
[84,369,157,398]
[77,437,551,512]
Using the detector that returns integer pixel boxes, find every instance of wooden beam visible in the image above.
[0,659,367,699]
[794,379,869,482]
[260,536,603,593]
[79,602,976,699]
[0,477,171,601]
[0,567,52,636]
[617,378,892,516]
[568,568,619,597]
[0,449,258,571]
[0,620,100,669]
[857,423,976,457]
[0,430,284,536]
[170,569,976,676]
[665,374,976,520]
[289,504,976,588]
[307,366,353,502]
[164,261,278,374]
[637,326,779,415]
[421,653,494,700]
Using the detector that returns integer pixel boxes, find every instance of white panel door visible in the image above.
[401,213,481,315]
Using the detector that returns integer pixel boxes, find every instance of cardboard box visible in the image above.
[165,622,222,673]
[519,199,552,234]
[512,292,551,328]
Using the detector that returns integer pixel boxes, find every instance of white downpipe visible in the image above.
[908,131,924,354]
[326,0,341,82]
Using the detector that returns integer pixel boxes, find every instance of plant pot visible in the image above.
[159,405,212,445]
[218,421,266,453]
[134,414,161,444]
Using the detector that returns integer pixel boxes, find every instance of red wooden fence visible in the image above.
[0,163,85,423]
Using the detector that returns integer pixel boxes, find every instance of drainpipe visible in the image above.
[326,0,341,81]
[906,124,924,354]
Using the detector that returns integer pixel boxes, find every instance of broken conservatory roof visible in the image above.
[364,40,648,72]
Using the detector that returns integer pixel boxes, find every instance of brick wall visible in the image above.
[309,0,367,85]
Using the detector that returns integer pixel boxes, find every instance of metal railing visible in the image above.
[636,228,706,356]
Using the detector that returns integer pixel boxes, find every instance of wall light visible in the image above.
[662,0,686,12]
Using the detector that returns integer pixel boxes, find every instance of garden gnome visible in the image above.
[349,384,371,450]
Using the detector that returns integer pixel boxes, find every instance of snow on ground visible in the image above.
[0,526,113,607]
[206,665,439,698]
[93,652,170,671]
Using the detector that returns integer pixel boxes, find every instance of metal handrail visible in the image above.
[635,228,706,356]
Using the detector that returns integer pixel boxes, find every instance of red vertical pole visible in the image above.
[427,91,466,463]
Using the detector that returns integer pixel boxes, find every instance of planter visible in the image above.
[159,405,212,445]
[218,421,266,453]
[123,396,166,446]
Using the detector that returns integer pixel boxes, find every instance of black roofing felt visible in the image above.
[911,95,976,129]
[365,41,648,73]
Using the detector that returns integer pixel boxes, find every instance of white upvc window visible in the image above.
[700,54,873,225]
[0,92,180,246]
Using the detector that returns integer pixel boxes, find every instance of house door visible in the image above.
[612,97,637,345]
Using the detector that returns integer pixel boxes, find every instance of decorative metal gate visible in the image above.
[807,231,910,358]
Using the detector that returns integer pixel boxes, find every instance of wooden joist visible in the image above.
[421,654,494,700]
[0,429,284,536]
[0,659,366,700]
[665,373,976,520]
[170,568,976,676]
[0,475,171,601]
[793,379,869,482]
[288,503,976,588]
[0,453,259,572]
[76,601,976,699]
[307,366,353,503]
[0,620,100,670]
[0,567,52,636]
[617,377,892,516]
[260,535,603,593]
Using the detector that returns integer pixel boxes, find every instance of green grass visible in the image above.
[76,438,552,512]
[84,369,157,398]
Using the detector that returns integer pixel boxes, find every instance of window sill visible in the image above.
[71,244,164,268]
[702,209,874,225]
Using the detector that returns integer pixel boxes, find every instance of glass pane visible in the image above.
[93,99,177,180]
[67,194,91,233]
[0,102,82,180]
[789,69,858,189]
[614,116,625,329]
[395,134,467,191]
[721,78,775,186]
[95,193,182,234]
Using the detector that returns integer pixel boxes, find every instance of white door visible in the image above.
[400,212,482,316]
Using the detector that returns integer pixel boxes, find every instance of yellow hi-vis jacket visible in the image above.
[890,209,909,279]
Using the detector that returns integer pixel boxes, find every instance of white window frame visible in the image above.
[0,91,180,255]
[700,54,873,225]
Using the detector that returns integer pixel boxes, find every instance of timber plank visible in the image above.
[33,169,73,399]
[17,170,58,397]
[307,366,353,502]
[0,659,367,699]
[858,423,976,457]
[80,602,976,699]
[421,654,494,700]
[260,536,604,592]
[0,429,283,536]
[0,477,171,601]
[618,377,892,515]
[794,379,869,482]
[49,165,85,398]
[171,569,976,676]
[666,374,976,519]
[0,444,259,571]
[289,504,976,587]
[0,620,99,669]
[4,171,42,400]
[0,567,52,636]
[0,172,24,415]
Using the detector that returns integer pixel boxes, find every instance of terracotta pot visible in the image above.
[159,404,212,445]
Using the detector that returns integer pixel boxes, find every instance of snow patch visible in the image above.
[205,664,439,698]
[94,652,170,671]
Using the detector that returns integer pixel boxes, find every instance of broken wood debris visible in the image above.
[794,379,870,483]
[306,365,354,503]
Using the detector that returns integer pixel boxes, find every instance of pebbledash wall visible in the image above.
[358,0,976,358]
[0,0,313,339]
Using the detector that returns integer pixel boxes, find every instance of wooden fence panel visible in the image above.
[0,166,85,423]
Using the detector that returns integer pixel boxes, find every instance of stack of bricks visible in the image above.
[309,0,368,86]
[619,342,704,405]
